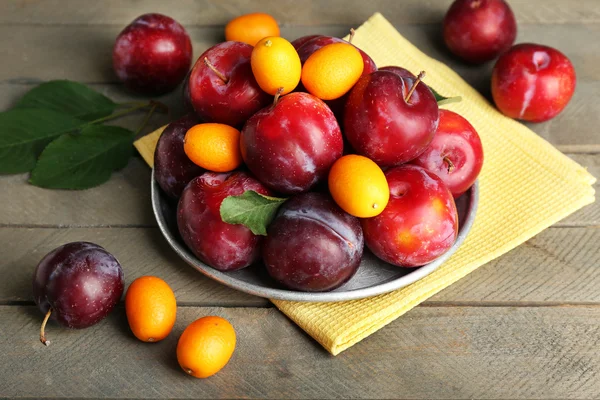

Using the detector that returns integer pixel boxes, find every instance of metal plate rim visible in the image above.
[151,171,479,302]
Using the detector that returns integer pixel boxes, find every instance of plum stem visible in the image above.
[204,57,229,84]
[348,28,356,44]
[443,156,455,173]
[405,71,426,103]
[40,308,52,346]
[134,102,158,136]
[273,87,285,107]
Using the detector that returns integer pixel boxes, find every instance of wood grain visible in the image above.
[2,0,599,25]
[1,226,599,306]
[2,305,600,399]
[1,23,598,85]
[430,226,600,303]
[0,227,267,306]
[0,157,156,227]
[0,25,345,83]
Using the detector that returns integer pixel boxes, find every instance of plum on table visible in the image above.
[113,13,192,95]
[33,242,124,345]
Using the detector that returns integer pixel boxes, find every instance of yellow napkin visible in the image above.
[135,13,596,356]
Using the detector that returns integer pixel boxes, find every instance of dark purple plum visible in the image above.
[178,171,272,271]
[263,192,363,292]
[33,242,124,345]
[154,114,204,199]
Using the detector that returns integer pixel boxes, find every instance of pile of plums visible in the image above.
[115,0,575,293]
[146,28,482,293]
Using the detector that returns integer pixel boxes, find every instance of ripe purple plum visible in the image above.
[241,92,343,194]
[443,0,517,64]
[154,114,204,199]
[362,165,459,267]
[344,71,439,167]
[178,171,272,271]
[263,192,364,291]
[113,13,192,95]
[33,242,125,345]
[188,41,271,127]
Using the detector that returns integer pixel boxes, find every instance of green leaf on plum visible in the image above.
[220,190,288,236]
[0,109,85,174]
[15,80,118,121]
[430,87,462,106]
[29,125,134,190]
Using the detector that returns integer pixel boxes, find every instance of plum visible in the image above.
[33,242,124,345]
[263,192,363,292]
[344,71,439,167]
[491,43,576,122]
[188,41,271,127]
[290,35,324,50]
[241,92,343,194]
[113,13,192,95]
[178,171,272,271]
[443,0,517,64]
[154,114,204,199]
[362,165,458,267]
[411,109,484,198]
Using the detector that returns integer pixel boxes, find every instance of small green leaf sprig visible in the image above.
[0,80,165,189]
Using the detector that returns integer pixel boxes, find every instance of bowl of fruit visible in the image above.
[151,33,482,302]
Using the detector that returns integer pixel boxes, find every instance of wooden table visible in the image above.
[1,1,599,398]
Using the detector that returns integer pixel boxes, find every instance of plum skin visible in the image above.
[443,0,517,64]
[411,109,484,198]
[241,92,344,194]
[154,114,204,199]
[344,71,439,167]
[33,242,124,329]
[178,171,272,271]
[113,13,192,95]
[491,43,576,122]
[263,192,364,292]
[362,165,459,267]
[188,41,271,127]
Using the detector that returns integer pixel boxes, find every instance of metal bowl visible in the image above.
[152,171,478,302]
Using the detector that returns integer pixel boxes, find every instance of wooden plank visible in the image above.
[1,305,600,399]
[0,25,345,84]
[431,226,600,303]
[0,227,267,306]
[0,23,598,85]
[1,226,600,305]
[559,154,600,226]
[0,157,157,227]
[1,0,600,26]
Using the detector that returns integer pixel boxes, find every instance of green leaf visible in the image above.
[430,86,462,106]
[15,80,118,121]
[220,191,288,236]
[29,125,134,190]
[0,109,85,174]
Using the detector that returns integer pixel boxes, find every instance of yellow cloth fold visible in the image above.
[135,13,595,356]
